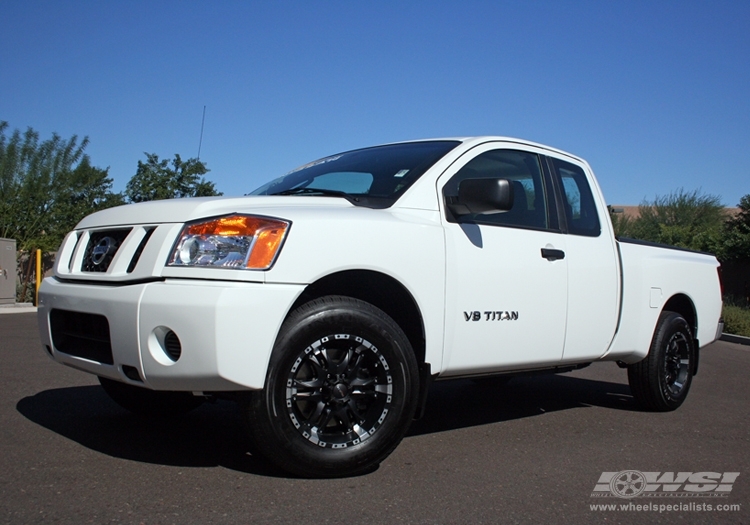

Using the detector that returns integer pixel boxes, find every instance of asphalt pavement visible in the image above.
[2,313,748,524]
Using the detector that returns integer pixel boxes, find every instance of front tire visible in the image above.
[628,311,695,412]
[245,296,419,478]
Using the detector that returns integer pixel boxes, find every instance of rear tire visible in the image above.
[244,296,419,478]
[98,377,204,417]
[628,311,695,412]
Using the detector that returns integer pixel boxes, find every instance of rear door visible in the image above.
[547,155,620,361]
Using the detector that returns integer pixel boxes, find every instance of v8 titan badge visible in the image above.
[463,310,519,321]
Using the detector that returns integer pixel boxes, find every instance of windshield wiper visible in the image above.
[270,187,360,202]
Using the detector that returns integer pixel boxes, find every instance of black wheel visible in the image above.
[245,296,419,478]
[98,377,204,417]
[628,311,695,411]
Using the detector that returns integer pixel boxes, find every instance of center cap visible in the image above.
[332,383,349,399]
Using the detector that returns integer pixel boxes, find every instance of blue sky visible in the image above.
[1,1,748,206]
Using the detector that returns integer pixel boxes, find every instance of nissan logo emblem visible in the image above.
[91,237,117,266]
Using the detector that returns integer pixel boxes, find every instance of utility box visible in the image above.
[0,238,16,305]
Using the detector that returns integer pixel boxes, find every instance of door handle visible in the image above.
[541,248,565,261]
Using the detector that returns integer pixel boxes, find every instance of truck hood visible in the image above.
[76,195,355,229]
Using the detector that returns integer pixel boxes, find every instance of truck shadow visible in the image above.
[15,386,287,476]
[408,373,634,436]
[16,374,634,477]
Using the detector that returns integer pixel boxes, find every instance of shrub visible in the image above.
[722,304,750,338]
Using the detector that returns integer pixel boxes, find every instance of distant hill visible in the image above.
[608,205,740,219]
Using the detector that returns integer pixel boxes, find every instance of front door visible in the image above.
[439,144,568,376]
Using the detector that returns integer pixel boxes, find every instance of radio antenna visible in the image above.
[197,105,206,159]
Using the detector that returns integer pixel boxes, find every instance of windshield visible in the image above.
[250,141,460,208]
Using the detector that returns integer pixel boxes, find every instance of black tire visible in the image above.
[245,296,419,478]
[628,311,695,412]
[98,377,204,417]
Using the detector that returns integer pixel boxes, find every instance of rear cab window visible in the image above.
[549,158,601,237]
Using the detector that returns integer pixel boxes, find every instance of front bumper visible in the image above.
[37,277,304,391]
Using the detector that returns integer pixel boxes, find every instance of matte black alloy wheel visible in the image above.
[286,333,393,448]
[662,331,690,398]
[245,295,419,478]
[628,310,695,412]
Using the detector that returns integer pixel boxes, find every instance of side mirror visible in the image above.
[449,178,514,216]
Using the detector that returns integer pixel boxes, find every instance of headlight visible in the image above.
[168,215,290,270]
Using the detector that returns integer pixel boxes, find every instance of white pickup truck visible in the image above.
[37,137,723,477]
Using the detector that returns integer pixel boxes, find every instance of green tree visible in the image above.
[608,207,635,238]
[721,194,750,261]
[124,153,221,203]
[618,189,726,253]
[49,157,125,241]
[0,121,122,252]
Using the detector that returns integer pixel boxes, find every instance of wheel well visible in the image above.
[289,270,426,364]
[663,294,697,336]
